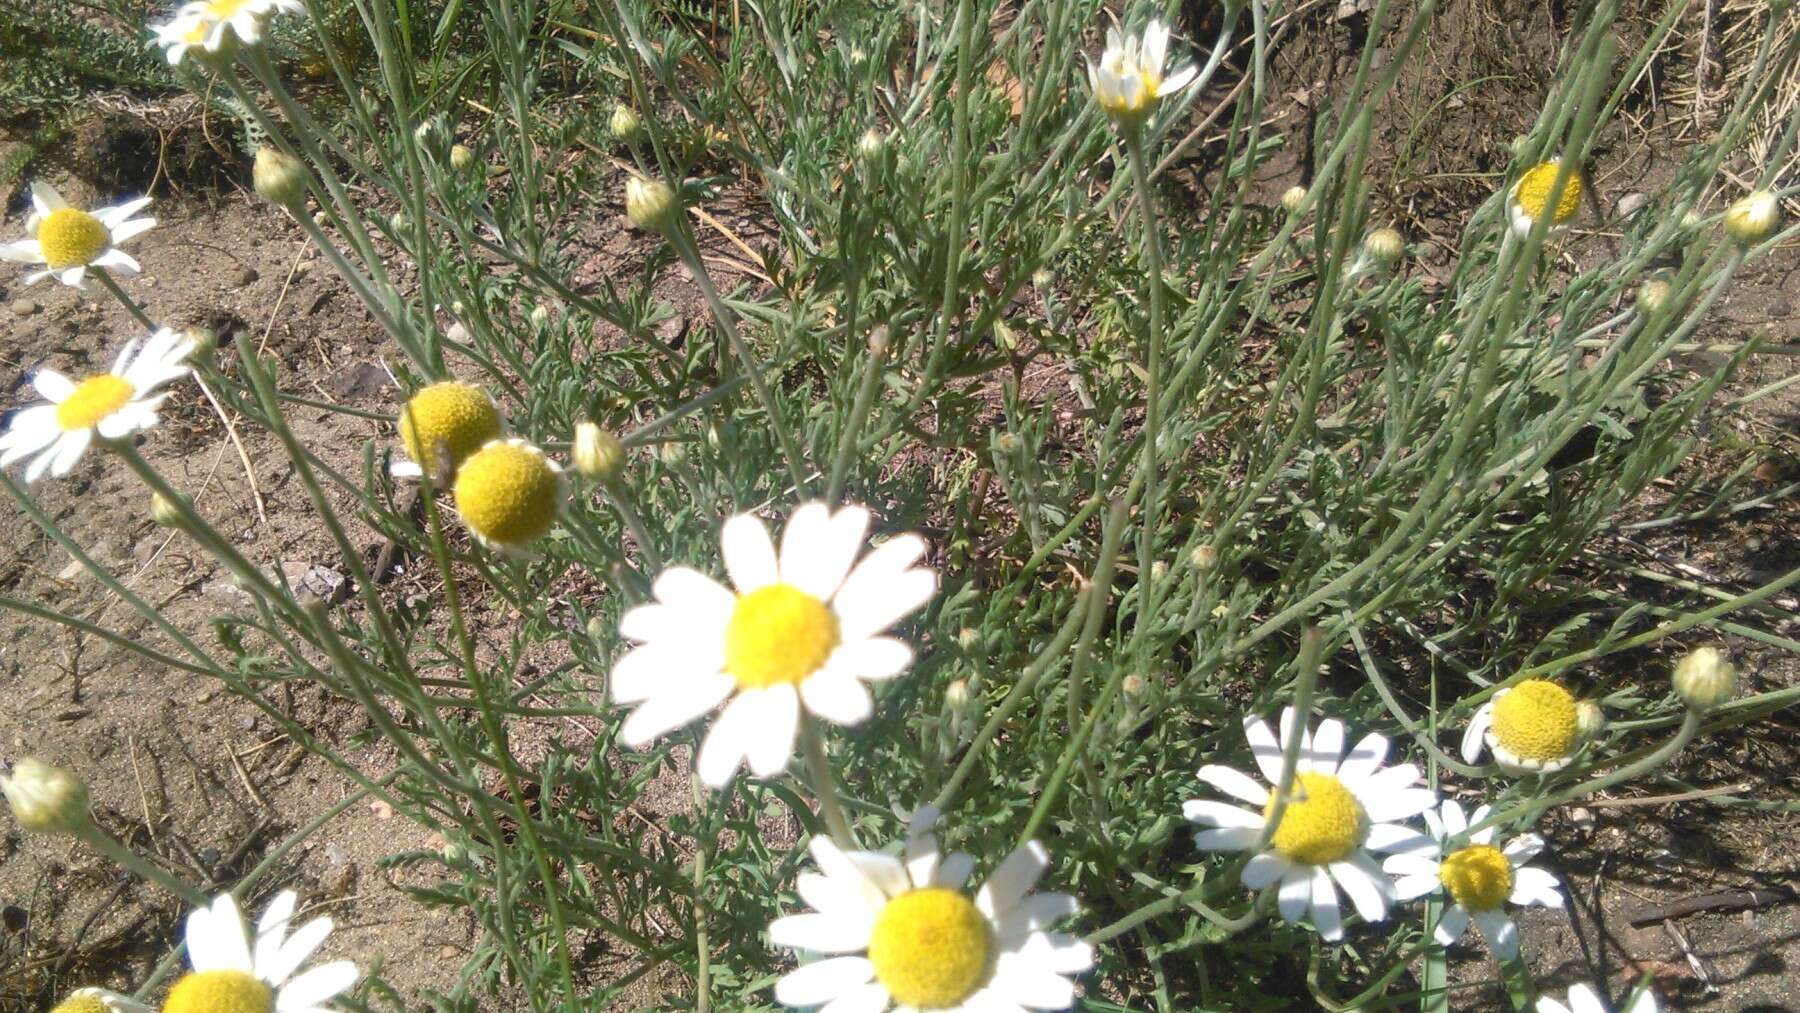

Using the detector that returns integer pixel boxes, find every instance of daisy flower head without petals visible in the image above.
[1,181,153,289]
[1383,799,1564,960]
[1087,19,1198,124]
[1508,159,1583,240]
[450,437,566,554]
[0,328,192,483]
[48,988,152,1013]
[1184,708,1440,941]
[771,806,1093,1011]
[153,0,304,66]
[1538,983,1659,1013]
[392,379,504,481]
[166,891,358,1013]
[611,502,935,787]
[1461,679,1582,775]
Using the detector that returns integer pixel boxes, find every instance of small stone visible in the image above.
[203,579,254,608]
[10,299,39,317]
[54,708,92,722]
[324,843,350,868]
[234,266,259,287]
[1768,300,1792,319]
[1616,192,1651,218]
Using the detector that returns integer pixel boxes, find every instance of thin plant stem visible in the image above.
[74,819,209,906]
[1122,124,1168,665]
[798,714,855,846]
[91,267,158,330]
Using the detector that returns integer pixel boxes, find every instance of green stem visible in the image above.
[74,819,209,906]
[1122,125,1168,664]
[799,714,855,846]
[90,267,158,330]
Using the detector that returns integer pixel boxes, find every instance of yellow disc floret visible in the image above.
[57,375,135,431]
[453,441,561,548]
[1439,844,1513,912]
[724,583,840,689]
[163,969,275,1013]
[398,381,501,473]
[50,994,111,1013]
[1265,771,1367,866]
[1491,680,1577,762]
[1514,163,1583,226]
[37,208,109,269]
[867,887,992,1008]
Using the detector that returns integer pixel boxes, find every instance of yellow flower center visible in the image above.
[50,995,111,1013]
[204,0,252,15]
[37,208,109,269]
[1491,680,1577,762]
[163,969,274,1013]
[452,442,560,547]
[1514,162,1583,225]
[397,381,501,474]
[1439,844,1514,912]
[724,583,840,689]
[1264,771,1367,866]
[866,887,992,1008]
[56,374,136,431]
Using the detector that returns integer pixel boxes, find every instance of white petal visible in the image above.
[1155,63,1198,97]
[976,841,1048,919]
[59,265,90,287]
[1195,826,1260,850]
[1538,1000,1575,1013]
[1472,908,1520,959]
[998,892,1078,936]
[98,197,152,224]
[1196,764,1268,806]
[618,673,734,745]
[1391,874,1440,901]
[653,565,738,622]
[781,503,867,600]
[1381,852,1440,879]
[745,684,801,776]
[1181,799,1262,831]
[824,636,914,682]
[1434,904,1470,947]
[721,513,779,592]
[32,181,68,212]
[1504,833,1546,866]
[1336,732,1390,784]
[1366,823,1435,855]
[274,960,358,1010]
[0,239,42,263]
[252,892,297,974]
[819,983,892,1013]
[769,911,873,954]
[1239,851,1290,889]
[774,956,877,1005]
[33,370,74,402]
[1309,866,1343,941]
[1461,705,1492,763]
[986,950,1077,1008]
[797,871,879,923]
[934,851,975,890]
[1567,985,1608,1013]
[1141,21,1168,73]
[1511,866,1564,908]
[1329,853,1391,922]
[800,671,873,725]
[96,407,144,440]
[831,535,930,627]
[188,895,254,973]
[108,218,157,245]
[1439,799,1468,836]
[1243,714,1285,783]
[22,437,65,483]
[264,918,332,986]
[611,641,726,704]
[833,565,934,642]
[49,427,92,477]
[695,691,768,786]
[1310,719,1346,774]
[1276,866,1311,923]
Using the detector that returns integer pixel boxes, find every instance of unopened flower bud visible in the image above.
[151,490,190,528]
[1575,699,1606,740]
[956,627,979,649]
[1189,544,1216,571]
[857,128,886,160]
[1121,674,1145,696]
[388,210,409,234]
[944,679,970,710]
[1281,185,1307,215]
[1672,645,1736,711]
[1680,209,1704,232]
[574,422,625,482]
[449,144,477,173]
[610,104,643,143]
[252,146,309,211]
[1636,276,1672,315]
[1724,191,1780,246]
[1364,227,1405,264]
[995,433,1020,453]
[1,759,90,836]
[181,327,218,363]
[1150,561,1168,582]
[625,177,678,232]
[657,440,686,467]
[586,616,606,639]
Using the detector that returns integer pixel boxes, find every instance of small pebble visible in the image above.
[235,266,259,286]
[10,298,38,317]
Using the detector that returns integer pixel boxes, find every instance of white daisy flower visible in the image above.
[165,891,359,1013]
[1460,679,1582,775]
[152,0,304,65]
[611,501,935,787]
[49,987,153,1013]
[770,807,1093,1011]
[1184,708,1440,941]
[1382,799,1564,960]
[1538,983,1659,1013]
[1086,19,1198,123]
[0,328,192,483]
[1508,159,1583,240]
[0,182,154,289]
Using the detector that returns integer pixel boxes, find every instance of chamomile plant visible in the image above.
[6,0,1799,1008]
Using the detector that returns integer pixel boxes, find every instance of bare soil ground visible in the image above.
[3,2,1799,1010]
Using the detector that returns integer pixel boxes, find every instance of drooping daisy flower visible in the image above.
[393,380,503,480]
[451,438,566,552]
[612,502,935,787]
[1508,159,1583,240]
[1184,708,1439,941]
[1383,799,1564,959]
[1086,19,1198,123]
[48,988,152,1013]
[770,807,1093,1010]
[152,0,304,65]
[1,182,154,289]
[166,891,358,1013]
[1460,679,1582,775]
[1537,983,1659,1013]
[0,328,192,483]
